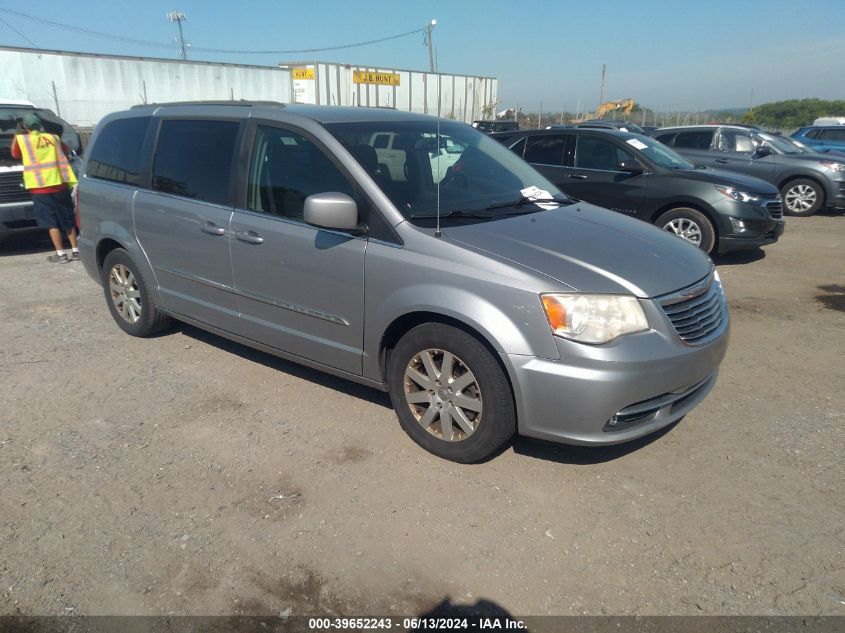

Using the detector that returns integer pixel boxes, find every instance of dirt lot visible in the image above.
[0,212,843,618]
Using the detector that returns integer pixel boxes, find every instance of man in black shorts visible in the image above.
[12,113,79,264]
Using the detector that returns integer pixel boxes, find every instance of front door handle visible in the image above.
[569,174,588,180]
[201,221,226,236]
[715,158,729,164]
[235,230,264,245]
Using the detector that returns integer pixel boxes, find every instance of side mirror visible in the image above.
[753,144,772,159]
[304,192,362,233]
[618,160,644,174]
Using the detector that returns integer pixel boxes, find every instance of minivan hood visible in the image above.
[443,203,712,298]
[675,166,778,193]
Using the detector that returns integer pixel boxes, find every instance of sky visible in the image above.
[1,0,843,113]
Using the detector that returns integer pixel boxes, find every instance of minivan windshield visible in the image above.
[324,119,570,222]
[624,134,696,170]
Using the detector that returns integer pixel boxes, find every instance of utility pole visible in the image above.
[168,11,188,61]
[599,64,606,108]
[424,19,437,73]
[538,101,543,129]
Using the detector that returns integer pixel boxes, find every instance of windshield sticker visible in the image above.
[520,185,554,201]
[626,139,649,150]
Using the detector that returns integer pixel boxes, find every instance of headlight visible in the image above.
[820,160,845,172]
[540,294,649,344]
[715,185,760,203]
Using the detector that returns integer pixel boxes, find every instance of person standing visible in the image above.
[12,113,79,263]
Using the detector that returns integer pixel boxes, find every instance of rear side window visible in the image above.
[673,130,715,150]
[152,119,239,205]
[86,117,150,185]
[524,135,566,165]
[820,128,845,141]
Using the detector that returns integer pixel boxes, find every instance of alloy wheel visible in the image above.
[662,218,702,245]
[108,264,142,323]
[403,349,483,442]
[784,184,816,214]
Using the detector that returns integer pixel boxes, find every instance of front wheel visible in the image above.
[387,323,515,463]
[655,207,716,254]
[781,179,823,216]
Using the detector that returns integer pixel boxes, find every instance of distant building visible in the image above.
[0,46,498,127]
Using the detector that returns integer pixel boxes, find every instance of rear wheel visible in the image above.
[655,207,716,254]
[101,248,170,337]
[781,179,823,216]
[387,323,515,463]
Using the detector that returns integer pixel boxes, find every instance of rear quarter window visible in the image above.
[86,117,151,185]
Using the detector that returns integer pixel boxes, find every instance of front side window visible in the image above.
[719,130,755,153]
[152,119,239,205]
[574,136,634,171]
[673,130,715,150]
[325,119,569,222]
[246,125,353,221]
[86,117,151,185]
[804,129,820,139]
[524,135,567,165]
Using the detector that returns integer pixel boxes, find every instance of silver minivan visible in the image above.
[78,102,729,462]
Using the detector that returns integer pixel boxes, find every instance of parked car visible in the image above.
[0,100,83,242]
[575,119,645,134]
[472,120,518,134]
[791,126,845,154]
[651,125,845,216]
[491,128,783,255]
[79,102,729,463]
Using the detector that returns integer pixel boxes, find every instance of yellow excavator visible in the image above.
[574,98,635,123]
[595,98,635,118]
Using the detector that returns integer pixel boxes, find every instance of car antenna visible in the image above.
[435,77,442,238]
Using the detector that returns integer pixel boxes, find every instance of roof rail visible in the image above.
[130,100,285,109]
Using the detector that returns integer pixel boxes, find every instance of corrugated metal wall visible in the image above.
[0,47,497,128]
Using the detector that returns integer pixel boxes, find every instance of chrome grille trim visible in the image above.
[657,272,728,346]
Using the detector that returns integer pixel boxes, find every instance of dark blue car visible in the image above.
[791,126,845,153]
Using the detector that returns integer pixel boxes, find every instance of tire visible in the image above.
[781,178,823,216]
[387,323,515,463]
[655,207,716,254]
[101,248,170,337]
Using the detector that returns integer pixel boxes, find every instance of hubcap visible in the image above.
[662,217,702,246]
[109,264,142,324]
[784,184,816,213]
[403,349,483,442]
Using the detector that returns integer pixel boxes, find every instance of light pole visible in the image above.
[168,11,188,61]
[424,19,437,73]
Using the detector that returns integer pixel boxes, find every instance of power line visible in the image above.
[0,14,37,48]
[0,8,424,55]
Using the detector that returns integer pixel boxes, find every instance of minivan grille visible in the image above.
[658,273,728,346]
[0,172,30,204]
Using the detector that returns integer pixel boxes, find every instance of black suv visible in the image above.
[492,128,784,255]
[651,125,845,216]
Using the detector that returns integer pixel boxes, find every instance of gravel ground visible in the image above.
[0,212,843,617]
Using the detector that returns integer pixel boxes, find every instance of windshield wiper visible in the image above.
[409,209,495,220]
[484,196,571,211]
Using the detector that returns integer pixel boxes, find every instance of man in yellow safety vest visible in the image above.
[12,112,79,264]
